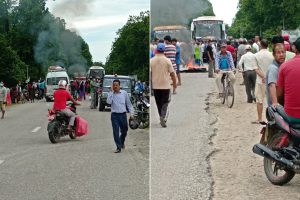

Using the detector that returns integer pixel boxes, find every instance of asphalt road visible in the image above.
[0,98,149,200]
[150,73,216,200]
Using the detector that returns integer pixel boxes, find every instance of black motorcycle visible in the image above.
[47,103,77,143]
[253,105,300,185]
[129,91,150,129]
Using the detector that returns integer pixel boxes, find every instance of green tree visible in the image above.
[93,62,104,67]
[229,0,300,39]
[0,33,26,86]
[105,11,149,81]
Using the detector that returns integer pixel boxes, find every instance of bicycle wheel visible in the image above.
[220,79,226,104]
[226,83,234,108]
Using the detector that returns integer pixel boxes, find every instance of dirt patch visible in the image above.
[209,73,300,200]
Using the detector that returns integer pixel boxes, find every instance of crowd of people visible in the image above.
[0,79,47,107]
[150,32,300,127]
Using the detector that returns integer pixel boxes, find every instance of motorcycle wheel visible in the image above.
[69,128,77,140]
[139,121,149,129]
[69,127,77,140]
[99,99,105,111]
[263,132,295,185]
[139,113,149,129]
[48,129,60,144]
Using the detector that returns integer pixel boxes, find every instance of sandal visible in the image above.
[251,120,263,124]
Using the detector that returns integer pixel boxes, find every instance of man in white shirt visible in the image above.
[238,45,258,103]
[0,82,7,119]
[253,39,274,124]
[253,35,261,53]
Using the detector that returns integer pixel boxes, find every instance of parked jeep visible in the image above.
[98,75,135,111]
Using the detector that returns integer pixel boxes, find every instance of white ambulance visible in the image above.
[45,66,70,102]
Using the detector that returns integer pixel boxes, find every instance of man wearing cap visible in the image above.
[0,82,7,119]
[215,43,236,97]
[238,44,258,103]
[277,37,300,123]
[151,43,177,128]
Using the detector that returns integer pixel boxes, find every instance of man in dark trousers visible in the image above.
[207,40,215,78]
[107,80,134,153]
[151,43,177,128]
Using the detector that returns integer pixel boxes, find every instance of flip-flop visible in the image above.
[251,120,262,124]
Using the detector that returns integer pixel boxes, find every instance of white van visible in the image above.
[45,66,70,102]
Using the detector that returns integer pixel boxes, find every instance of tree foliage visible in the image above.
[105,11,149,81]
[0,0,93,86]
[228,0,300,39]
[0,33,26,86]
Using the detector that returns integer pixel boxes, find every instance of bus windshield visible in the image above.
[88,69,104,79]
[195,23,222,40]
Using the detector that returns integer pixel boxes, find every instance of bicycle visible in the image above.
[220,71,235,108]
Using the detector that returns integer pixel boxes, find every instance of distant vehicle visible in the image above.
[98,75,135,111]
[153,25,191,42]
[153,25,194,71]
[87,66,105,80]
[191,16,226,41]
[45,66,70,102]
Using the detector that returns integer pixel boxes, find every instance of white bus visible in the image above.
[87,66,105,80]
[191,16,226,41]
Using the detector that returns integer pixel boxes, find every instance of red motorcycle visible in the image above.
[47,102,88,143]
[253,105,300,185]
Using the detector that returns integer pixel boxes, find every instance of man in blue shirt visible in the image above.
[215,43,236,97]
[107,79,134,153]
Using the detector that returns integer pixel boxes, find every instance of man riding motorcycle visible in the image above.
[53,80,80,130]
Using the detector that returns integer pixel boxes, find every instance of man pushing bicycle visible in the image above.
[215,43,236,98]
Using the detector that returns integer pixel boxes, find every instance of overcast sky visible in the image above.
[46,0,149,63]
[45,0,237,63]
[209,0,239,25]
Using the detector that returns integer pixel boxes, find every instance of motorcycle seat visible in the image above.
[276,105,300,129]
[55,110,68,118]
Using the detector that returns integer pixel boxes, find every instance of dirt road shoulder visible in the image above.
[208,73,300,200]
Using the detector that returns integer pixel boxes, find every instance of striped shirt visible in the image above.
[107,90,134,114]
[164,44,177,70]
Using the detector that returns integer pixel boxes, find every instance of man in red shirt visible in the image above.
[53,80,79,129]
[277,38,300,123]
[226,40,236,67]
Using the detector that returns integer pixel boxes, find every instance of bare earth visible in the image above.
[209,73,300,200]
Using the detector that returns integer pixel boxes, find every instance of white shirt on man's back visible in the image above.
[255,49,274,84]
[239,51,258,72]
